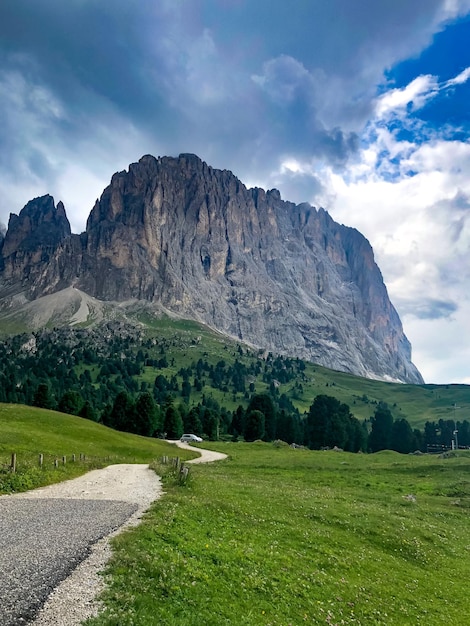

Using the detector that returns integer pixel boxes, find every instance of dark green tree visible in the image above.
[153,374,168,404]
[276,409,302,444]
[247,394,276,441]
[412,428,423,452]
[344,416,368,453]
[181,379,191,401]
[306,395,350,449]
[110,391,135,433]
[185,406,203,435]
[304,395,364,451]
[164,404,184,439]
[58,390,83,415]
[459,420,470,447]
[79,400,97,422]
[391,418,415,454]
[33,383,54,409]
[100,403,113,426]
[244,409,265,442]
[368,402,394,452]
[134,392,158,437]
[202,407,219,440]
[423,421,439,450]
[230,405,245,438]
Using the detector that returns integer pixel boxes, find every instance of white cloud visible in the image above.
[441,0,470,19]
[310,68,470,383]
[252,55,312,106]
[445,66,470,86]
[376,75,439,118]
[375,65,470,123]
[404,305,470,384]
[265,97,470,384]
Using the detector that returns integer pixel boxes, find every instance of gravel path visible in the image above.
[0,499,137,626]
[1,445,227,626]
[171,440,228,463]
[0,464,162,626]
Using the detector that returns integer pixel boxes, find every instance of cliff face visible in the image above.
[0,154,423,383]
[0,195,83,297]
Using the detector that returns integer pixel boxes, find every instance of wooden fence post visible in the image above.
[179,465,190,484]
[54,458,59,468]
[62,456,66,465]
[11,453,16,473]
[72,454,76,463]
[39,454,43,467]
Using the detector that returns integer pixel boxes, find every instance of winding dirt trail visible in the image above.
[170,440,228,463]
[2,444,226,626]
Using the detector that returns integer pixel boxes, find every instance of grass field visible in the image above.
[0,403,196,493]
[86,442,470,626]
[2,403,470,624]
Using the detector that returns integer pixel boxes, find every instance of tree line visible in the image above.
[30,381,470,454]
[0,325,468,453]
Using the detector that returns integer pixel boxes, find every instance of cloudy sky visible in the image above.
[1,0,470,384]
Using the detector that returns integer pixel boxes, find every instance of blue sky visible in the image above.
[1,0,470,384]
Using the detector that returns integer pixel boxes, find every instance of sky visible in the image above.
[1,0,470,385]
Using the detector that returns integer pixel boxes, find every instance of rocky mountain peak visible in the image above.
[2,195,71,258]
[0,155,424,383]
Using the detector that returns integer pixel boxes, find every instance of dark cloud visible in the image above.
[0,0,461,227]
[201,0,445,75]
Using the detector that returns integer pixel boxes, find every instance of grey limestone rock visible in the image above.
[0,154,423,383]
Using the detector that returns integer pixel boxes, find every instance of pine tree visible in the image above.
[33,383,54,409]
[79,400,97,422]
[390,418,414,454]
[202,407,219,440]
[185,406,203,435]
[134,392,157,437]
[368,402,394,452]
[110,391,135,432]
[58,390,83,415]
[275,409,300,444]
[247,394,276,441]
[164,404,184,439]
[244,410,265,441]
[306,395,356,450]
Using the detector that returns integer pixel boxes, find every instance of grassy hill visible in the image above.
[135,316,469,429]
[0,403,196,494]
[1,314,469,435]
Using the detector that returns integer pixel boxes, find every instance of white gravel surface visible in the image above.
[2,444,227,626]
[0,464,162,626]
[171,440,228,463]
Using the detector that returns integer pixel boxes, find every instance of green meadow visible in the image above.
[0,403,196,493]
[2,403,469,625]
[87,443,470,626]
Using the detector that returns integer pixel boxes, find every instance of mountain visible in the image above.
[0,153,423,383]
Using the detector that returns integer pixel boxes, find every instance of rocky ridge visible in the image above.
[0,154,423,383]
